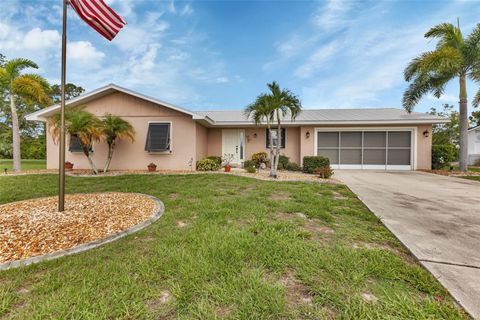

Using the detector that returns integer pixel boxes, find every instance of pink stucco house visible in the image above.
[26,84,448,171]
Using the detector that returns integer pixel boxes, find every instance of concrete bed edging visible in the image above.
[0,193,165,271]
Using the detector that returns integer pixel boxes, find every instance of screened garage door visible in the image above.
[316,130,413,170]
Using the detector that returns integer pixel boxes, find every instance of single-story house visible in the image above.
[468,125,480,165]
[26,83,448,171]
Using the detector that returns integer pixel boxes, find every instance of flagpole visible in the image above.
[58,0,68,212]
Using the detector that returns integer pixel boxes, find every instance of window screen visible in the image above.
[69,135,84,152]
[145,123,171,152]
[317,132,339,148]
[266,128,286,148]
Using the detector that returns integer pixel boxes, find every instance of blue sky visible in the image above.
[1,0,480,113]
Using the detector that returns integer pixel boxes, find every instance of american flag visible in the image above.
[69,0,126,41]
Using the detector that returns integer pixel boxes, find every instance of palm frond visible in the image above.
[101,114,135,143]
[402,72,453,112]
[4,58,38,80]
[472,88,480,108]
[12,74,52,105]
[425,23,463,50]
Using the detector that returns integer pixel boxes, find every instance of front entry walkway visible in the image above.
[335,170,480,318]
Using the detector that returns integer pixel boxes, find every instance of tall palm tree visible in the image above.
[49,107,102,174]
[245,82,302,178]
[0,58,51,171]
[403,22,480,171]
[100,114,135,172]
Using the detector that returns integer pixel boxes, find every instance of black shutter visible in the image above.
[69,135,83,152]
[146,123,170,152]
[265,128,270,148]
[281,128,286,148]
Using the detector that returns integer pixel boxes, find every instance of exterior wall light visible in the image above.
[306,131,310,139]
[253,133,257,138]
[423,129,430,138]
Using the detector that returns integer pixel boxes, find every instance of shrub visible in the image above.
[252,152,268,167]
[243,160,256,169]
[277,155,289,170]
[432,144,457,170]
[285,162,301,171]
[302,156,330,174]
[314,166,334,179]
[245,166,256,173]
[474,158,480,167]
[206,156,222,167]
[197,158,221,171]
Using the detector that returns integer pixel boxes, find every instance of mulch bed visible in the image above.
[419,169,480,177]
[0,193,157,263]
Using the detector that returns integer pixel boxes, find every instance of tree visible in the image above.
[50,83,85,103]
[403,22,480,172]
[429,104,459,145]
[470,110,480,127]
[0,58,51,171]
[49,107,102,174]
[100,114,135,172]
[245,82,301,178]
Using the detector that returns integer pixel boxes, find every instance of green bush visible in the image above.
[252,152,268,167]
[206,156,222,167]
[432,144,457,169]
[474,158,480,167]
[243,160,256,168]
[285,162,301,171]
[277,155,289,170]
[302,156,330,174]
[245,166,256,173]
[197,158,221,171]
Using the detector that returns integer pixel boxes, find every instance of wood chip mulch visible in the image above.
[0,193,157,263]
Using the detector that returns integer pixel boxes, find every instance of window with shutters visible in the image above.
[145,123,171,152]
[266,128,286,148]
[69,135,85,153]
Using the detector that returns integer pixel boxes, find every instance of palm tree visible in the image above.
[403,22,480,172]
[49,107,102,174]
[0,58,51,171]
[100,114,135,172]
[245,82,302,178]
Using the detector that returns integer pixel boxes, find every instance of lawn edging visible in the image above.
[0,193,164,271]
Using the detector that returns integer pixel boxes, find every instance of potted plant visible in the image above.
[65,161,74,170]
[222,153,234,172]
[147,162,157,172]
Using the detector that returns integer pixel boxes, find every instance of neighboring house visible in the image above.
[26,84,448,171]
[468,125,480,165]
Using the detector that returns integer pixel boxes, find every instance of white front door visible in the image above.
[222,129,245,166]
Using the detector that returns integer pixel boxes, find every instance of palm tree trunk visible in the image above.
[273,109,281,178]
[268,122,275,178]
[10,95,21,172]
[82,146,98,174]
[459,75,468,172]
[103,141,115,172]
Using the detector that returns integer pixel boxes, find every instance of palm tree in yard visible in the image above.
[403,22,480,171]
[245,82,302,178]
[49,107,102,174]
[0,58,51,171]
[100,114,135,172]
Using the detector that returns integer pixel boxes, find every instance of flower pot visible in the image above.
[147,165,157,172]
[224,165,231,172]
[65,162,74,170]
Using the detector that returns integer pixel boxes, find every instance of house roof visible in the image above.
[469,124,480,132]
[26,83,449,126]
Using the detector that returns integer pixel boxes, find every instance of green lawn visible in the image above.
[452,165,480,173]
[460,175,480,181]
[0,159,46,171]
[0,174,466,319]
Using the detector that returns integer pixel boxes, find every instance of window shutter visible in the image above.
[281,128,286,148]
[265,128,270,148]
[69,135,83,152]
[146,123,171,152]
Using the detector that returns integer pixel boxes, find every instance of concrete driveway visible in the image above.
[335,170,480,318]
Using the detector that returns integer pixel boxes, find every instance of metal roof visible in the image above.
[26,84,448,125]
[196,108,448,125]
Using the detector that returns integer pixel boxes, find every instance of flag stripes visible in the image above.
[69,0,126,41]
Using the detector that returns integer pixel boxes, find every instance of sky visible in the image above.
[1,0,480,113]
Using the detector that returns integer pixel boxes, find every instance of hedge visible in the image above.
[302,156,330,174]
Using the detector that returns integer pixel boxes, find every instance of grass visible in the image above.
[0,159,46,171]
[460,175,480,181]
[0,174,467,319]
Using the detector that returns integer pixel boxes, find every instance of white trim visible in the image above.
[208,119,449,126]
[314,127,416,171]
[26,84,205,121]
[146,121,173,154]
[222,129,245,165]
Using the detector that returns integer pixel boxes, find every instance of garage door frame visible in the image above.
[314,127,417,170]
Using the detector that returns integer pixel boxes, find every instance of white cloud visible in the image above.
[294,40,340,78]
[23,28,60,50]
[180,4,194,16]
[68,41,105,62]
[311,0,355,31]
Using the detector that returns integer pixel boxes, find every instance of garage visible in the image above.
[316,129,414,170]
